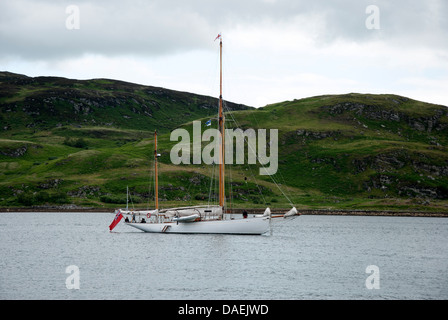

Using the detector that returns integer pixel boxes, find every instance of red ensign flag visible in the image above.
[109,210,123,231]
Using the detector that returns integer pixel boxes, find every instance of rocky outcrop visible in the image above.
[296,129,341,140]
[351,148,448,199]
[352,151,407,174]
[0,145,28,157]
[67,186,101,198]
[412,161,448,177]
[38,179,63,189]
[321,100,448,133]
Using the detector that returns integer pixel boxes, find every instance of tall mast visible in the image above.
[126,186,129,211]
[154,130,159,210]
[218,36,225,209]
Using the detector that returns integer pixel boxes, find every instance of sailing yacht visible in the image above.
[118,35,298,234]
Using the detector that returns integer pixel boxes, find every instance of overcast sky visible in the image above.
[1,0,447,107]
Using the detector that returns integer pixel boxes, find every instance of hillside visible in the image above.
[234,94,448,209]
[0,71,250,133]
[1,73,447,212]
[157,93,448,211]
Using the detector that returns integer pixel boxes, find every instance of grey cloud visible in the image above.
[1,0,447,61]
[0,0,212,59]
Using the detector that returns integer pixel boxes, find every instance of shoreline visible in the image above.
[1,207,447,217]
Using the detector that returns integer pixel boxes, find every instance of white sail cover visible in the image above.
[119,209,158,216]
[284,207,298,217]
[161,205,222,218]
[263,207,271,216]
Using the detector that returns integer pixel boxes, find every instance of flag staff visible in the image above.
[217,34,225,210]
[154,130,159,210]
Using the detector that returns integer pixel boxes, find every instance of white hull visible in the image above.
[125,216,270,235]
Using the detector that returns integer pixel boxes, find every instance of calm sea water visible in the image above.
[0,212,447,300]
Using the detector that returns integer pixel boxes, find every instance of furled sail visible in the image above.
[162,205,222,218]
[284,207,298,218]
